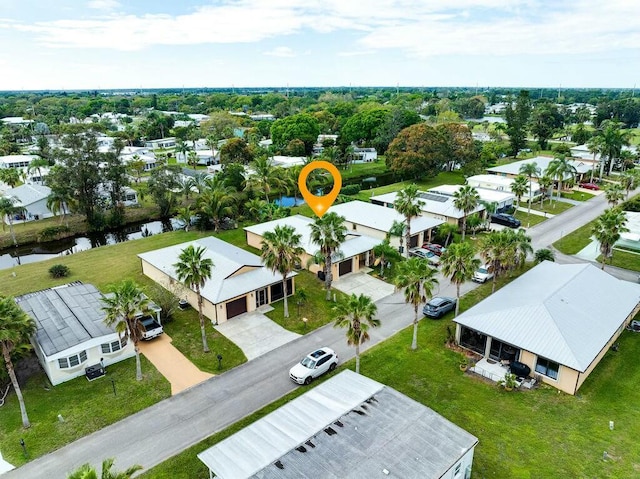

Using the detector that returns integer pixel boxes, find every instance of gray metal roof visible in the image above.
[369,191,484,219]
[4,184,51,207]
[454,262,640,371]
[198,370,478,479]
[15,283,115,357]
[486,156,592,177]
[329,200,443,232]
[138,236,295,304]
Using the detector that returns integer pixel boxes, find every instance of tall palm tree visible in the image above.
[604,183,625,207]
[437,222,458,247]
[102,280,152,381]
[510,228,533,268]
[600,120,630,177]
[479,230,515,293]
[0,196,25,246]
[176,140,191,165]
[372,239,402,278]
[388,219,406,254]
[620,171,639,199]
[546,155,577,202]
[196,183,236,232]
[440,242,480,317]
[174,245,214,350]
[67,458,143,479]
[333,293,379,374]
[309,212,347,300]
[245,156,286,206]
[510,175,528,210]
[586,135,604,183]
[206,135,219,165]
[47,190,73,226]
[27,157,49,185]
[0,168,21,188]
[394,184,424,257]
[519,161,540,216]
[453,185,480,241]
[0,296,36,428]
[260,225,304,318]
[537,172,554,206]
[394,257,439,350]
[592,208,628,270]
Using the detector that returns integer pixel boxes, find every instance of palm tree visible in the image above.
[437,222,458,246]
[196,183,236,232]
[546,155,577,202]
[604,183,625,207]
[394,257,439,350]
[592,208,628,270]
[620,171,639,199]
[176,140,191,165]
[333,293,379,374]
[388,219,406,254]
[600,120,630,177]
[102,280,152,381]
[174,245,214,350]
[0,296,36,428]
[47,190,73,226]
[67,458,143,479]
[309,212,347,300]
[0,168,21,188]
[260,225,304,318]
[479,230,515,293]
[511,228,533,268]
[510,175,528,210]
[245,156,286,206]
[587,135,604,183]
[453,185,480,241]
[206,135,219,165]
[175,205,192,231]
[537,173,554,206]
[27,157,49,185]
[394,184,424,257]
[519,161,540,216]
[372,239,402,278]
[440,242,480,317]
[534,248,555,263]
[0,196,25,246]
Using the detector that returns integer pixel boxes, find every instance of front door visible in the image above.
[256,288,267,307]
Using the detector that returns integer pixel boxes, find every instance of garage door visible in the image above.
[226,297,247,319]
[338,259,353,276]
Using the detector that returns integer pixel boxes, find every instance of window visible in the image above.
[58,350,88,369]
[535,356,559,380]
[453,462,462,478]
[101,339,124,354]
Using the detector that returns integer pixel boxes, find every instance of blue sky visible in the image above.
[0,0,638,90]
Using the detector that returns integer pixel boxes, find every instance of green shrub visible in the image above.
[340,184,361,195]
[48,264,70,278]
[39,225,70,241]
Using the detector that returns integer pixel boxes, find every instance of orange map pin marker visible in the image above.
[298,160,342,218]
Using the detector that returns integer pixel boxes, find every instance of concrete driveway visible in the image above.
[333,270,396,302]
[215,307,301,360]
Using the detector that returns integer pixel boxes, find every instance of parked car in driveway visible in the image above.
[473,265,494,283]
[423,297,457,318]
[421,243,446,256]
[579,182,600,191]
[409,248,440,266]
[289,347,338,385]
[490,213,521,228]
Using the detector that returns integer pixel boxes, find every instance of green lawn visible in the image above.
[0,356,171,468]
[353,171,466,202]
[561,190,595,201]
[553,221,594,254]
[528,200,574,215]
[513,210,546,227]
[601,248,640,272]
[339,161,388,181]
[144,263,640,478]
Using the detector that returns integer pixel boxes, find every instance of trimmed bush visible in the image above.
[340,184,361,195]
[48,264,70,278]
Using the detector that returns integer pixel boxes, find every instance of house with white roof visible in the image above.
[270,155,306,168]
[352,147,377,163]
[370,191,485,228]
[2,184,53,224]
[14,283,156,386]
[487,156,594,183]
[144,137,177,149]
[0,154,36,169]
[198,370,478,479]
[138,236,296,323]
[328,200,443,250]
[429,184,515,212]
[466,174,541,199]
[454,261,640,395]
[245,215,379,280]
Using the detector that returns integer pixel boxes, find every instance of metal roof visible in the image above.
[15,283,115,357]
[487,156,592,176]
[244,215,380,260]
[429,184,515,203]
[454,262,640,371]
[4,184,51,207]
[198,370,477,479]
[138,236,295,304]
[329,200,443,232]
[369,192,484,219]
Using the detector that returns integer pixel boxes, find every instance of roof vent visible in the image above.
[305,440,316,448]
[334,420,344,427]
[361,404,368,410]
[275,461,284,470]
[353,409,366,416]
[296,445,307,453]
[324,427,337,436]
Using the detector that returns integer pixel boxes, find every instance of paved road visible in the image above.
[7,189,637,478]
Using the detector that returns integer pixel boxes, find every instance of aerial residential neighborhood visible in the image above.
[1,2,640,479]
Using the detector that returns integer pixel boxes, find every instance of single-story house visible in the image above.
[0,154,36,169]
[466,174,541,199]
[1,116,33,127]
[370,191,484,228]
[176,149,220,166]
[429,184,515,212]
[352,147,377,162]
[2,184,53,224]
[144,137,177,149]
[138,236,296,324]
[487,156,593,183]
[617,211,640,252]
[328,200,443,250]
[198,370,478,479]
[14,283,152,386]
[245,215,379,280]
[270,155,307,168]
[454,261,640,395]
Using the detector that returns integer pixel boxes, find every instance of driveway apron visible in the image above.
[332,271,395,302]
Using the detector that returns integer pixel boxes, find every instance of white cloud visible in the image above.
[264,46,296,57]
[87,0,121,10]
[337,50,375,57]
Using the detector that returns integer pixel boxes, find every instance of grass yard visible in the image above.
[0,356,171,468]
[339,161,388,181]
[561,190,595,201]
[600,248,640,272]
[264,270,347,334]
[528,200,574,215]
[352,171,466,202]
[553,221,594,254]
[513,210,546,227]
[144,263,640,478]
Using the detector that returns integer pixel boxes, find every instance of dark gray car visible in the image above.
[423,297,457,318]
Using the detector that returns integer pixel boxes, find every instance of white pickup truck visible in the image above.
[139,315,164,340]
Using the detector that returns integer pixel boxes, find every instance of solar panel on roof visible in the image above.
[419,193,449,202]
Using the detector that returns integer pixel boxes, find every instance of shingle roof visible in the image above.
[454,262,640,371]
[138,236,294,304]
[15,283,115,357]
[329,200,443,232]
[198,370,478,479]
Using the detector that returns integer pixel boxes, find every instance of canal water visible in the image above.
[0,218,185,270]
